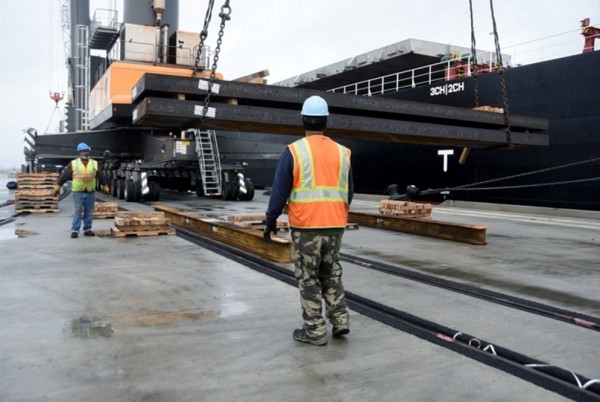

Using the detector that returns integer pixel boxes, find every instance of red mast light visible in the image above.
[49,91,64,105]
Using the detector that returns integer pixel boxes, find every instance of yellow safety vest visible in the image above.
[288,135,351,229]
[71,158,98,192]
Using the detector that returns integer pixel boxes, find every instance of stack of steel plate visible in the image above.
[130,74,549,148]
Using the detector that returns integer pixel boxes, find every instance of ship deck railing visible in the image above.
[328,27,589,97]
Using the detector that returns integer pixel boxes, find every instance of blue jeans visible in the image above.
[71,191,96,233]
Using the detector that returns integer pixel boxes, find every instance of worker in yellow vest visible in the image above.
[53,143,110,238]
[264,95,354,346]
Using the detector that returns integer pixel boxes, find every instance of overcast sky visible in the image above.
[1,0,598,169]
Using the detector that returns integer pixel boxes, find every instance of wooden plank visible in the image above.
[15,189,55,197]
[114,224,173,232]
[114,211,169,227]
[111,226,175,237]
[94,202,118,211]
[379,200,433,218]
[15,207,59,213]
[16,173,59,180]
[153,204,292,263]
[348,211,487,245]
[227,214,289,230]
[93,212,118,219]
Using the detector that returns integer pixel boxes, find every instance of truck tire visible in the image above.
[117,179,125,199]
[111,179,118,197]
[124,181,135,202]
[149,181,160,201]
[238,179,255,201]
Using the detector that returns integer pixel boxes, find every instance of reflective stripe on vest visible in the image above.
[71,158,98,192]
[288,136,351,229]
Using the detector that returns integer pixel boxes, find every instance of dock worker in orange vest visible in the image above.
[264,95,354,346]
[53,143,110,238]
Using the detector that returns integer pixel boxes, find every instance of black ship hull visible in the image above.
[381,50,600,211]
[236,51,599,211]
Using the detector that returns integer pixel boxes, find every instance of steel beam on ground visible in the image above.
[153,205,292,263]
[348,211,487,245]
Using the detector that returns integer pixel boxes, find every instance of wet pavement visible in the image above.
[0,187,598,401]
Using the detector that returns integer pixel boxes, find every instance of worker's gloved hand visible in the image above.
[102,184,110,195]
[263,223,278,242]
[52,184,61,196]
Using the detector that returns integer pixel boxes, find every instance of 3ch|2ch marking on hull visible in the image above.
[430,82,466,97]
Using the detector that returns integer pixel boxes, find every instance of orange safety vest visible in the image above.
[71,158,98,192]
[288,135,351,229]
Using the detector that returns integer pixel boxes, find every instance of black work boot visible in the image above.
[84,230,95,237]
[71,232,78,238]
[332,324,350,337]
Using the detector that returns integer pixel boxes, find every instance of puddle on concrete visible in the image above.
[0,228,38,240]
[68,315,114,338]
[15,229,38,238]
[111,308,221,327]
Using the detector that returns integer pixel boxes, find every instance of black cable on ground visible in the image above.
[341,253,600,331]
[347,292,600,401]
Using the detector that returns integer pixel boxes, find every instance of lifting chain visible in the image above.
[192,0,216,78]
[489,0,513,148]
[468,0,480,108]
[193,1,232,124]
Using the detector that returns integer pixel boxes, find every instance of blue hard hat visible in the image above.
[77,143,91,152]
[301,96,329,116]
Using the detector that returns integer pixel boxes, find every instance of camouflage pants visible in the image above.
[291,231,349,338]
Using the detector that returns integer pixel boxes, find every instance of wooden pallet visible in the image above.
[15,173,59,213]
[15,189,55,198]
[227,214,289,231]
[379,200,432,218]
[16,200,58,208]
[15,207,60,213]
[114,211,170,226]
[15,174,59,188]
[16,173,59,181]
[111,211,174,237]
[93,202,118,219]
[110,226,175,237]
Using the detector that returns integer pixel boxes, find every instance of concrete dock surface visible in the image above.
[0,189,598,401]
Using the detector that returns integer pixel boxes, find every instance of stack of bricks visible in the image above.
[93,202,118,219]
[379,200,433,219]
[110,211,175,237]
[14,173,60,213]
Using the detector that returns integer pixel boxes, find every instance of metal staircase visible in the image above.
[190,129,222,196]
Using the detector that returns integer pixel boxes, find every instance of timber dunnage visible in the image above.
[15,173,59,213]
[111,211,175,237]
